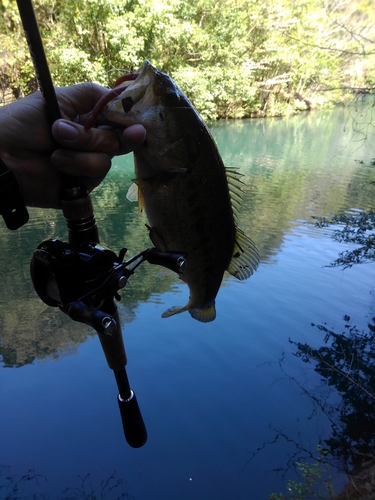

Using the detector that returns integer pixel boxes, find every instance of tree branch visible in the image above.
[285,33,375,56]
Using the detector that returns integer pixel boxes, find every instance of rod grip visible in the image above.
[118,391,147,448]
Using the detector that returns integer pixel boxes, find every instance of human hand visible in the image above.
[0,83,146,208]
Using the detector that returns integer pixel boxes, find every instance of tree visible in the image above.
[1,0,374,118]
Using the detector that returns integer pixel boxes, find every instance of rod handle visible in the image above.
[117,391,147,448]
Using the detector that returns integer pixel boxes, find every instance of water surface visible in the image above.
[1,100,375,499]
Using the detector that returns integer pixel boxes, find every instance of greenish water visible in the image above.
[1,100,375,499]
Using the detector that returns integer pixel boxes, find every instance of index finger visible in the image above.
[55,83,111,121]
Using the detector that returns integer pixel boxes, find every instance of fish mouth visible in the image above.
[102,60,160,126]
[102,60,185,127]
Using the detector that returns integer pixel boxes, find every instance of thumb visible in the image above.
[52,119,118,154]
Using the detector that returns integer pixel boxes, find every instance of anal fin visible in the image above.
[162,303,216,323]
[162,304,190,319]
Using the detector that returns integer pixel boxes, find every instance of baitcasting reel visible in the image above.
[30,238,186,448]
[30,239,186,336]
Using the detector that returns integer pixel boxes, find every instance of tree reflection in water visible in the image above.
[271,207,375,497]
[291,316,375,474]
[0,464,134,500]
[313,210,375,269]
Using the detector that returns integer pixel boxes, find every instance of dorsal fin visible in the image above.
[226,167,245,218]
[227,226,260,280]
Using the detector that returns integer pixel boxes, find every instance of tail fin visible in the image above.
[189,304,216,323]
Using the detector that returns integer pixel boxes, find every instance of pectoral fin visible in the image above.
[126,182,138,202]
[126,182,145,213]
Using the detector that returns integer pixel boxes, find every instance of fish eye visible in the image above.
[164,89,180,106]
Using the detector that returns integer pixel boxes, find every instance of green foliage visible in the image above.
[1,0,375,115]
[270,447,336,500]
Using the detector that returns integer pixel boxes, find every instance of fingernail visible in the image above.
[58,121,79,140]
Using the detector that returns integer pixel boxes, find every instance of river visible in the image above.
[1,98,374,499]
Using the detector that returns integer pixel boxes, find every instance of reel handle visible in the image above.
[102,305,147,448]
[117,391,147,448]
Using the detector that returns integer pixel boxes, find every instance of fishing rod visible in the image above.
[15,0,158,448]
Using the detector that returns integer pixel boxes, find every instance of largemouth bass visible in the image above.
[89,60,259,322]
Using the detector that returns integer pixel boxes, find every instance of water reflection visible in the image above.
[0,306,91,367]
[1,105,375,367]
[312,208,375,268]
[243,311,375,497]
[1,104,375,498]
[256,203,375,496]
[292,316,375,474]
[0,464,133,500]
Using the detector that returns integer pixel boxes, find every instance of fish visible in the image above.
[88,60,260,322]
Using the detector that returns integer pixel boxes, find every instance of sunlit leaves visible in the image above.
[0,0,374,116]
